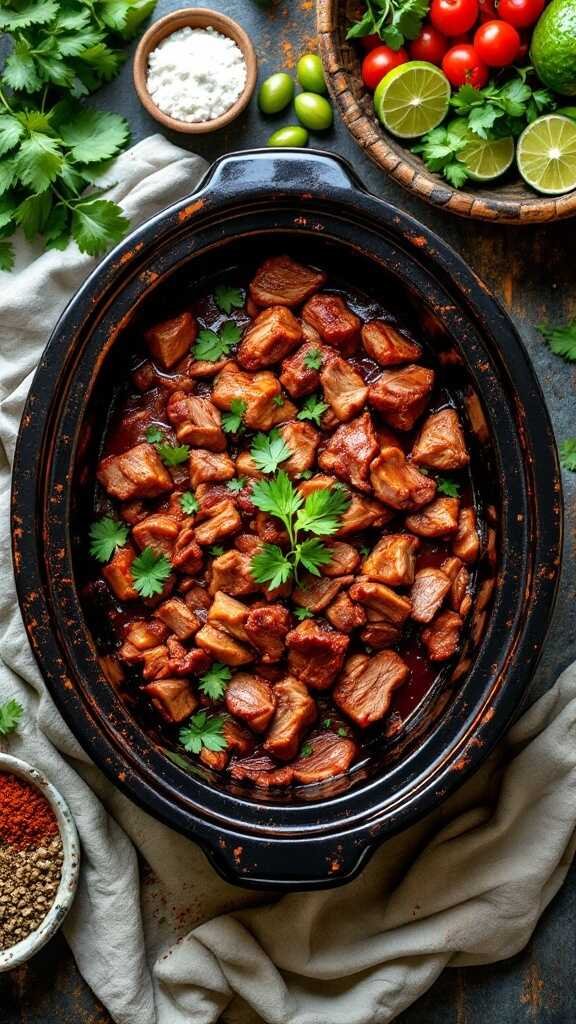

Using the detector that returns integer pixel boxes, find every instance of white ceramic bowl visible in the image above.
[0,753,80,972]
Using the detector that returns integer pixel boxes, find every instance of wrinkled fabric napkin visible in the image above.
[1,134,575,1024]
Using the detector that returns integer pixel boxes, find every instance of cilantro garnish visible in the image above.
[89,516,129,562]
[156,443,190,467]
[214,284,244,315]
[198,662,231,700]
[299,742,313,758]
[180,491,198,515]
[0,698,24,736]
[222,399,247,434]
[209,545,225,557]
[540,320,576,362]
[250,429,292,474]
[145,425,164,444]
[322,717,332,729]
[559,439,576,472]
[295,484,350,536]
[450,75,555,141]
[272,394,285,408]
[412,126,470,189]
[294,606,314,621]
[337,727,349,738]
[297,393,328,426]
[131,546,171,598]
[359,545,371,557]
[346,0,429,49]
[227,477,247,493]
[179,712,228,754]
[299,469,313,480]
[303,347,323,370]
[436,477,460,497]
[193,321,241,362]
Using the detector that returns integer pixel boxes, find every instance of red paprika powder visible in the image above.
[0,773,59,850]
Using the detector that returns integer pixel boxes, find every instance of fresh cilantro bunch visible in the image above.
[250,471,350,589]
[346,0,430,50]
[436,477,460,497]
[450,74,555,141]
[0,0,157,268]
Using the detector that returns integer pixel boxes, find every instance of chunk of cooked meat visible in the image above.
[141,644,171,680]
[171,524,204,574]
[199,719,254,771]
[299,473,393,535]
[183,583,211,612]
[361,320,423,366]
[320,352,368,422]
[212,362,297,431]
[360,621,402,649]
[145,311,198,370]
[194,499,241,546]
[292,732,358,784]
[279,341,323,398]
[244,604,292,663]
[368,365,435,431]
[326,592,366,633]
[165,639,210,677]
[186,356,231,378]
[225,672,276,732]
[410,568,451,624]
[370,446,437,510]
[263,676,317,761]
[123,619,169,651]
[318,412,378,492]
[253,511,289,546]
[405,497,460,537]
[333,651,409,727]
[321,540,361,577]
[102,547,138,601]
[119,499,148,525]
[154,597,200,640]
[362,534,420,586]
[132,513,180,557]
[98,443,173,501]
[450,564,472,617]
[286,620,349,690]
[208,590,250,643]
[349,580,412,625]
[195,623,253,666]
[452,507,481,564]
[209,549,260,596]
[421,610,463,661]
[302,293,361,354]
[411,408,469,470]
[237,306,302,371]
[143,679,198,723]
[229,755,295,788]
[189,449,235,489]
[278,419,320,476]
[166,391,225,451]
[236,450,265,480]
[249,255,327,308]
[292,574,353,613]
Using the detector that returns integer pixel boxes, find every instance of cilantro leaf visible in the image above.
[412,126,470,187]
[15,133,62,191]
[303,346,323,370]
[227,477,246,493]
[296,537,333,575]
[272,394,285,408]
[337,727,349,738]
[60,108,129,163]
[180,491,198,515]
[155,442,190,467]
[0,240,15,271]
[294,606,314,621]
[346,0,428,47]
[0,115,24,156]
[89,516,129,562]
[436,477,460,497]
[251,543,293,590]
[540,320,576,362]
[222,398,246,434]
[250,429,292,474]
[0,698,24,736]
[214,284,244,315]
[145,425,164,444]
[193,321,241,362]
[251,470,302,524]
[71,197,129,256]
[198,662,231,700]
[179,712,228,755]
[297,393,328,426]
[209,545,225,557]
[296,485,351,536]
[131,546,171,598]
[14,191,52,240]
[559,439,576,472]
[299,742,313,758]
[0,0,58,30]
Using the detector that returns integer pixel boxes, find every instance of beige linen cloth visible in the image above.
[1,135,576,1024]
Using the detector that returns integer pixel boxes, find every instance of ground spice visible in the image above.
[0,836,63,950]
[0,772,59,849]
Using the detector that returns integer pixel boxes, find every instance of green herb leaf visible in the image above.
[337,727,349,738]
[131,546,171,598]
[180,491,198,515]
[251,470,302,522]
[193,320,241,362]
[15,133,62,191]
[155,442,190,467]
[272,394,285,408]
[89,516,129,562]
[294,606,314,621]
[227,477,246,493]
[296,484,351,536]
[214,284,244,315]
[250,429,292,474]
[179,711,228,754]
[303,346,323,370]
[251,543,293,590]
[0,698,24,736]
[198,662,232,700]
[299,742,313,758]
[0,240,15,271]
[412,126,470,187]
[0,0,59,30]
[71,197,129,256]
[145,425,164,444]
[0,115,24,156]
[297,393,328,426]
[59,108,129,163]
[436,477,460,497]
[296,537,333,576]
[222,398,247,434]
[559,438,576,472]
[209,545,225,557]
[540,320,576,362]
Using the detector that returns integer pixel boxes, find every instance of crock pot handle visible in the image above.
[198,148,365,199]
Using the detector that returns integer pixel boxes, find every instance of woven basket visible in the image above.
[317,0,576,223]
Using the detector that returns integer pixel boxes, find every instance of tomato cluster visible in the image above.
[360,0,545,91]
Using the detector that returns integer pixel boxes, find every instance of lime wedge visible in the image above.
[517,114,576,195]
[458,134,515,181]
[374,61,451,139]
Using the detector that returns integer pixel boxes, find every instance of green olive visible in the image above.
[296,54,327,95]
[294,92,333,131]
[258,73,294,114]
[267,126,309,148]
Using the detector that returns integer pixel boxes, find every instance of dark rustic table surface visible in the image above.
[1,1,574,1022]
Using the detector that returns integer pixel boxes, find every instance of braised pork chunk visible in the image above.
[249,255,327,308]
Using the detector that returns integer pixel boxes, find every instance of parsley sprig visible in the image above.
[131,546,171,598]
[436,477,460,497]
[450,74,555,141]
[144,426,189,466]
[250,471,350,589]
[222,398,247,434]
[540,320,576,362]
[214,284,244,315]
[193,321,241,362]
[303,347,323,371]
[346,0,429,50]
[179,711,228,754]
[412,126,469,189]
[250,429,292,474]
[198,662,231,700]
[180,491,198,515]
[0,698,24,736]
[89,516,129,562]
[297,394,328,426]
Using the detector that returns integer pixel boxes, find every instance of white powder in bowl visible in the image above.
[146,26,248,124]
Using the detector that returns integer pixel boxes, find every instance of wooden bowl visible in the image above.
[133,7,257,134]
[318,0,576,223]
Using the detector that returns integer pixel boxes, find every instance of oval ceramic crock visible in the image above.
[11,151,562,890]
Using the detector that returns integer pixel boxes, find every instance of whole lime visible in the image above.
[530,0,576,96]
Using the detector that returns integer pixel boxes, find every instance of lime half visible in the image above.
[459,134,515,181]
[517,114,576,195]
[374,61,451,139]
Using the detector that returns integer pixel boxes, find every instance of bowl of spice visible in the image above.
[133,7,257,134]
[0,754,80,971]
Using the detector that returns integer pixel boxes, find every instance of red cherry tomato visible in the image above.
[408,24,449,65]
[361,45,408,90]
[474,19,521,65]
[430,0,479,36]
[442,43,489,86]
[497,0,545,26]
[360,33,382,51]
